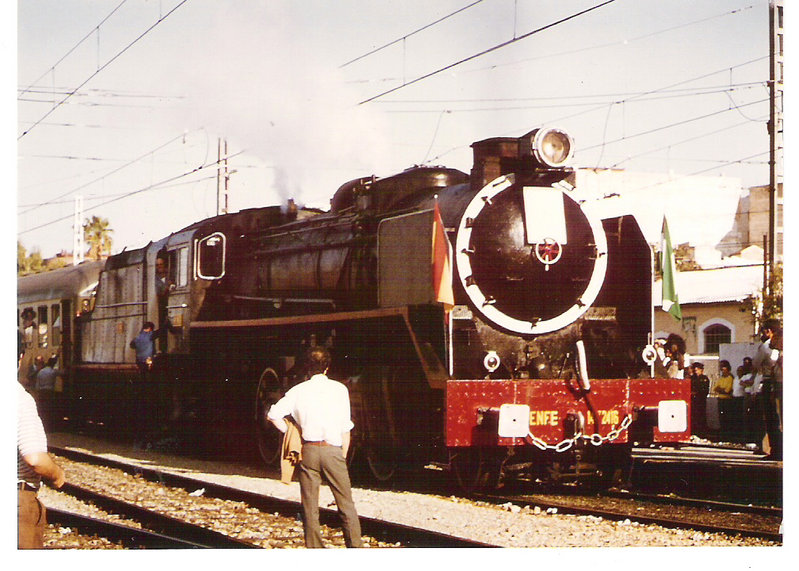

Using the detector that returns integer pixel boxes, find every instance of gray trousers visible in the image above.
[298,443,362,548]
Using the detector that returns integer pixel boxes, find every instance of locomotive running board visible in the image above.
[190,306,413,329]
[190,306,449,389]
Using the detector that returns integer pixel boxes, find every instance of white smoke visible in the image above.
[152,2,392,211]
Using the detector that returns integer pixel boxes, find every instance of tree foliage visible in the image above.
[741,262,783,331]
[17,241,43,275]
[18,243,76,276]
[83,216,114,261]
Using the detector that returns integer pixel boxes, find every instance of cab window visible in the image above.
[197,233,226,279]
[175,246,189,287]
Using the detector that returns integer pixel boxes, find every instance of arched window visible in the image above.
[703,323,732,354]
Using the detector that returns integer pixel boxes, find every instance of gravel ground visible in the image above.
[41,432,782,552]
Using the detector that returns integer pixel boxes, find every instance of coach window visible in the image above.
[51,303,61,347]
[197,233,226,279]
[21,307,35,348]
[700,320,733,354]
[37,305,48,348]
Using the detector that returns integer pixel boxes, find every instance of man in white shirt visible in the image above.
[267,346,362,548]
[17,337,65,548]
[752,319,782,459]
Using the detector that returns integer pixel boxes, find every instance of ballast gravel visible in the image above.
[41,433,780,550]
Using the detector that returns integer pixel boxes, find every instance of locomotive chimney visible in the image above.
[470,136,522,191]
[286,198,298,221]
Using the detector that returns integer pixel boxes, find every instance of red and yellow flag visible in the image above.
[432,201,454,309]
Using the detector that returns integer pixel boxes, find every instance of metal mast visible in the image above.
[767,0,784,286]
[216,138,230,216]
[73,195,85,265]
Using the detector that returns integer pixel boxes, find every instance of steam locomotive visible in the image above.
[17,127,690,487]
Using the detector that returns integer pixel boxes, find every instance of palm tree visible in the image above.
[83,216,114,260]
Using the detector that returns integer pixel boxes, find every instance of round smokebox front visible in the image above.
[455,177,608,335]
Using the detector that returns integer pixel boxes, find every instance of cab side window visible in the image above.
[175,246,189,287]
[197,233,226,279]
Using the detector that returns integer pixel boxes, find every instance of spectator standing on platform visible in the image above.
[731,359,750,442]
[18,336,65,548]
[689,361,710,437]
[753,319,782,459]
[267,346,362,548]
[736,357,756,442]
[664,334,688,379]
[713,360,734,399]
[713,360,734,440]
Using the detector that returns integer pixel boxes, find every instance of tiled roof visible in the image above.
[653,264,763,306]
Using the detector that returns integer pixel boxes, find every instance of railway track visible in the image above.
[51,482,257,548]
[471,489,782,542]
[49,446,494,548]
[47,507,243,549]
[604,489,783,518]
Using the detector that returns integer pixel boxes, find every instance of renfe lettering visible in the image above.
[529,410,559,426]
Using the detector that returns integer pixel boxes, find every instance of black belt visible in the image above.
[18,482,38,492]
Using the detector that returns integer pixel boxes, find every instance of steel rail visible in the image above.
[603,489,782,517]
[55,482,256,548]
[50,446,495,548]
[46,508,214,549]
[472,492,782,543]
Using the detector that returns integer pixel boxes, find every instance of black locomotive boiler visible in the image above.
[19,127,690,487]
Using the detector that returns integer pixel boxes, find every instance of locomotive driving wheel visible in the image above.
[449,447,497,492]
[365,441,396,482]
[254,367,283,467]
[352,365,399,483]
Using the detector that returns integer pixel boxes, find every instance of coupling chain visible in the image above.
[526,414,632,452]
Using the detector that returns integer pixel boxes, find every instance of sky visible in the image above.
[12,0,778,260]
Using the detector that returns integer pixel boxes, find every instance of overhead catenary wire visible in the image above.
[17,175,219,208]
[459,4,757,78]
[579,98,768,153]
[340,0,486,68]
[358,0,617,105]
[607,120,764,169]
[18,0,192,140]
[19,150,245,236]
[614,150,770,197]
[17,0,130,99]
[382,84,766,114]
[18,132,193,216]
[422,55,768,166]
[20,86,185,100]
[373,82,766,106]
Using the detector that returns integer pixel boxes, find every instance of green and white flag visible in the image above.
[660,217,681,321]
